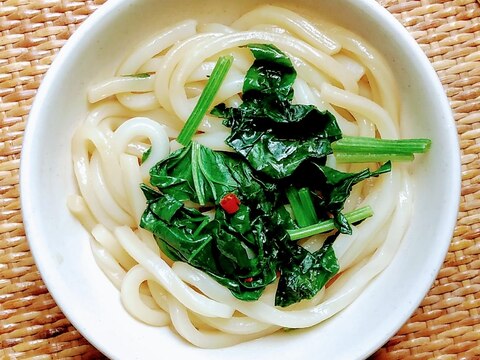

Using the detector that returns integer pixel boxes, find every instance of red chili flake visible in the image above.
[219,193,241,214]
[244,277,253,283]
[276,270,281,278]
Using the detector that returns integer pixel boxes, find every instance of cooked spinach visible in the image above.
[211,44,342,180]
[212,43,389,234]
[148,141,276,207]
[276,240,339,307]
[140,44,393,307]
[141,187,279,300]
[291,161,392,234]
[141,143,343,305]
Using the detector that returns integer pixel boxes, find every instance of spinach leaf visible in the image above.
[212,44,342,179]
[149,142,274,206]
[140,189,217,271]
[141,182,283,301]
[292,161,391,234]
[313,161,391,212]
[242,43,296,101]
[140,43,393,307]
[141,142,343,304]
[275,241,339,307]
[142,143,285,301]
[266,204,340,306]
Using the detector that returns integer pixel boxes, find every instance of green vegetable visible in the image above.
[140,43,430,308]
[141,142,343,306]
[140,144,273,301]
[141,145,279,300]
[177,55,234,146]
[286,187,318,227]
[332,136,431,163]
[148,142,275,207]
[212,44,391,234]
[212,44,342,180]
[288,205,374,241]
[298,161,391,234]
[275,239,339,307]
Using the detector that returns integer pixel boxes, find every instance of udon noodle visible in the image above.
[68,5,412,348]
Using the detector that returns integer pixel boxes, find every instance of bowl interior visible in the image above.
[20,0,460,359]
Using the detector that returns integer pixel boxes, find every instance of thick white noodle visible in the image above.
[88,76,156,103]
[231,5,340,54]
[115,226,235,319]
[117,20,198,75]
[111,116,170,180]
[68,5,413,349]
[121,265,170,326]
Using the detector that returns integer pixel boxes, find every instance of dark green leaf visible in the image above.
[275,241,339,307]
[243,44,296,101]
[212,44,342,179]
[314,161,391,211]
[294,161,391,234]
[140,43,393,307]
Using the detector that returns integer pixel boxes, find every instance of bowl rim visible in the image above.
[20,0,462,358]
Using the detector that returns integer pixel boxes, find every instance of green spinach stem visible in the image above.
[286,187,318,227]
[288,205,374,240]
[332,136,431,163]
[177,55,234,146]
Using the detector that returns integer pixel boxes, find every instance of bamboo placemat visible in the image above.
[1,0,479,359]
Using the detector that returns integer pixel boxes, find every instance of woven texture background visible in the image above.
[1,0,479,359]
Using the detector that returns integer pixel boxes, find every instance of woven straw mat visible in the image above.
[1,0,479,359]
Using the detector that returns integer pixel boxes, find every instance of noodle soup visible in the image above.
[21,0,459,358]
[68,4,417,348]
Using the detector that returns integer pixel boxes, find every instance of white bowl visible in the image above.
[20,0,461,359]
